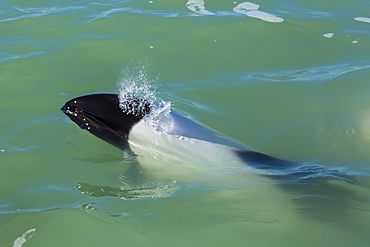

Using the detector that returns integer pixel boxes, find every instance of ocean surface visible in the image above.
[1,0,370,246]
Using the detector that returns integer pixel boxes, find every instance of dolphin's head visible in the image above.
[61,93,151,149]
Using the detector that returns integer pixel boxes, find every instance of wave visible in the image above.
[0,5,86,23]
[2,0,369,25]
[232,61,370,83]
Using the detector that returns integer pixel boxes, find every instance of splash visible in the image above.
[118,94,151,117]
[117,64,157,105]
[117,63,172,132]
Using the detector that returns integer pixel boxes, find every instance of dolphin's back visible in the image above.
[128,110,296,170]
[164,111,252,150]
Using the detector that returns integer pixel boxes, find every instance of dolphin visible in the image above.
[60,93,296,171]
[61,93,362,221]
[60,93,358,183]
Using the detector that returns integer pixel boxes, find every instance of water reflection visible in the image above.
[262,163,370,222]
[76,180,180,200]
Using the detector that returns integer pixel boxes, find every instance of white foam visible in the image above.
[13,228,36,247]
[245,10,284,23]
[117,64,157,104]
[117,63,171,122]
[355,17,370,23]
[323,33,334,38]
[233,2,284,23]
[233,2,260,11]
[186,0,215,15]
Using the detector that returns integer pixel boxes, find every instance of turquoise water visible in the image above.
[2,0,370,246]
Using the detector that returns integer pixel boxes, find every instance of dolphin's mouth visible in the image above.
[61,104,92,130]
[61,103,111,133]
[60,100,130,149]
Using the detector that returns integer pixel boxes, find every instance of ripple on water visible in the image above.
[0,5,86,23]
[251,61,370,83]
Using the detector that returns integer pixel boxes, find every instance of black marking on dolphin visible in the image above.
[61,94,150,150]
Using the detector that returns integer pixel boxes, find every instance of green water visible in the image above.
[2,0,370,246]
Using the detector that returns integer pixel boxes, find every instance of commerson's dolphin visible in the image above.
[60,93,362,222]
[61,93,296,171]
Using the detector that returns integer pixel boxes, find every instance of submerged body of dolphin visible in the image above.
[60,93,295,171]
